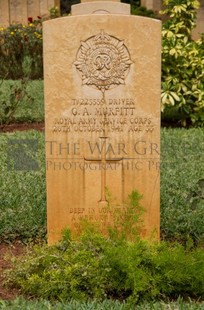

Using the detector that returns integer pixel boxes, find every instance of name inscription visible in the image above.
[52,98,155,133]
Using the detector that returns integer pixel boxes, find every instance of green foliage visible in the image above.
[0,131,46,243]
[5,230,204,304]
[161,0,204,126]
[105,189,144,241]
[131,6,158,18]
[49,6,61,19]
[1,297,203,310]
[0,21,43,80]
[160,128,204,245]
[0,79,33,125]
[0,80,44,124]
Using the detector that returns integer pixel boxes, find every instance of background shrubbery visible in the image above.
[0,0,204,126]
[161,0,204,126]
[0,20,43,80]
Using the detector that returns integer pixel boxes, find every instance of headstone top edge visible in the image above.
[81,0,120,2]
[42,14,161,25]
[71,1,131,16]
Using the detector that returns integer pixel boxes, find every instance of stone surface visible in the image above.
[40,0,55,17]
[28,1,40,21]
[0,0,9,26]
[192,0,204,40]
[81,0,120,2]
[10,0,27,24]
[43,13,161,245]
[72,2,130,15]
[0,0,56,26]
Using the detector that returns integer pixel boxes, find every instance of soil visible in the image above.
[0,242,27,300]
[0,122,45,133]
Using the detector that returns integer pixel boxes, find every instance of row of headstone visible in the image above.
[0,0,55,26]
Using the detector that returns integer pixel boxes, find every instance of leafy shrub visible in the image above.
[5,229,204,304]
[0,19,43,80]
[161,0,204,126]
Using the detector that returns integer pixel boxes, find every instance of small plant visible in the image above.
[49,6,60,19]
[106,189,145,241]
[0,78,34,125]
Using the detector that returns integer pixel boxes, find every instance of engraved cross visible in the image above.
[84,136,123,205]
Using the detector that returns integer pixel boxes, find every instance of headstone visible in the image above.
[71,2,130,15]
[192,0,204,40]
[28,0,40,21]
[40,0,55,17]
[10,0,28,24]
[0,0,9,26]
[43,1,161,245]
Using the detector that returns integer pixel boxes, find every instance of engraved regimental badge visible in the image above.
[74,31,133,95]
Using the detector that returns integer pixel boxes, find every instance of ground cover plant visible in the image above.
[1,297,203,310]
[4,227,204,305]
[161,128,204,245]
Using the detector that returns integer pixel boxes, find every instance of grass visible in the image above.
[0,130,46,242]
[0,297,204,309]
[161,127,204,244]
[0,128,204,244]
[0,80,44,124]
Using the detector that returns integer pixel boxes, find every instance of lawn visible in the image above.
[0,297,204,309]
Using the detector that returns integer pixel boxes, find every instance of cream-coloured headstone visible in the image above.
[43,3,161,245]
[81,0,120,2]
[40,0,55,17]
[0,0,9,26]
[192,0,204,39]
[28,0,40,20]
[72,2,130,15]
[10,0,27,24]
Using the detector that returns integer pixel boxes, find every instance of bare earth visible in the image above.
[0,122,45,133]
